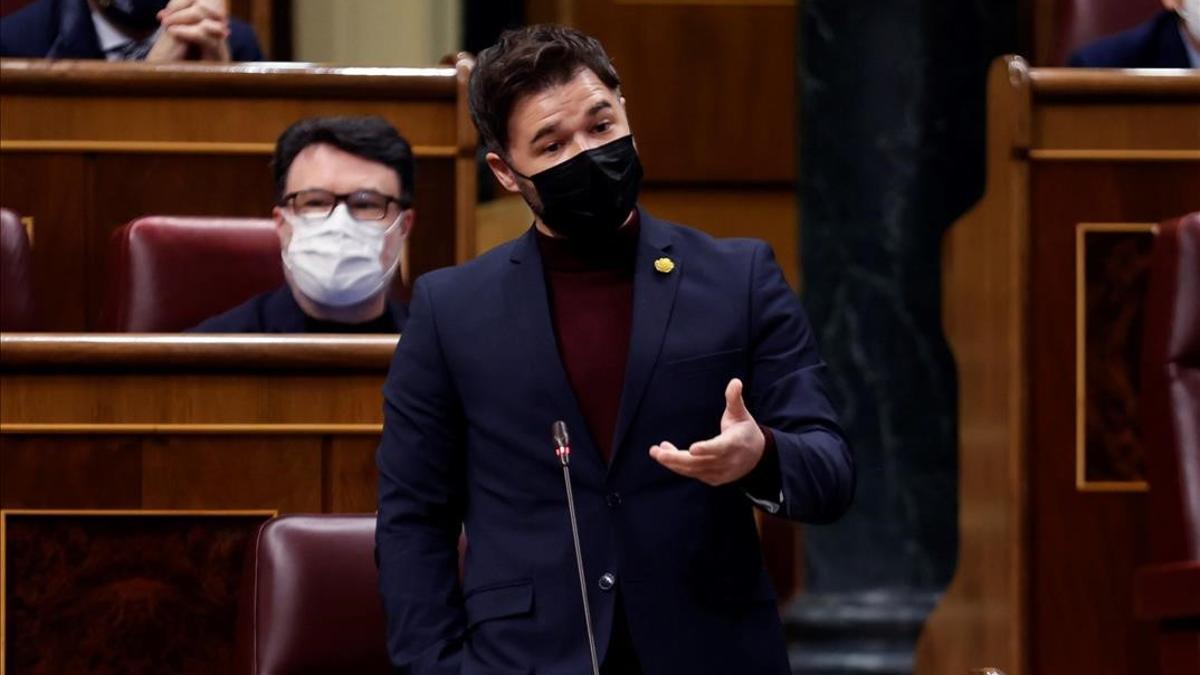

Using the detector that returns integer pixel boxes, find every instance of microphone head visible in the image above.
[552,420,570,448]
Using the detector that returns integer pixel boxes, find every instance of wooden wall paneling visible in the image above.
[140,436,324,511]
[566,0,796,183]
[0,437,143,508]
[324,436,383,513]
[1028,161,1200,675]
[1032,105,1200,153]
[0,153,88,330]
[915,55,1032,675]
[0,333,397,367]
[0,373,386,425]
[0,99,458,148]
[411,157,458,283]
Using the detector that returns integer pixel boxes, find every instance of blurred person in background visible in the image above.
[1,0,262,61]
[1069,0,1199,67]
[190,116,412,333]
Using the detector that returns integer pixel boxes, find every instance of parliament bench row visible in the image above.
[0,209,385,333]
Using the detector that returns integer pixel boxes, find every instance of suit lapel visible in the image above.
[505,229,606,480]
[610,215,680,465]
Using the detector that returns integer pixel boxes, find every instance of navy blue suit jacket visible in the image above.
[376,212,854,675]
[1068,10,1191,68]
[0,0,263,61]
[187,284,407,333]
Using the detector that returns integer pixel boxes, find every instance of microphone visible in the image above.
[553,420,571,464]
[552,420,601,675]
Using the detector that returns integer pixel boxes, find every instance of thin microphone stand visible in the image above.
[555,422,602,675]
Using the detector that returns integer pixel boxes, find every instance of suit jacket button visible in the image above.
[598,572,616,591]
[606,492,621,507]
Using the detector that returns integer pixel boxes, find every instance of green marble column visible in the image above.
[790,2,1017,672]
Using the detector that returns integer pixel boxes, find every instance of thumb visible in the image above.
[724,378,751,422]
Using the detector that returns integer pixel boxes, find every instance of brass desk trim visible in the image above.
[1030,149,1200,162]
[0,140,457,158]
[0,423,383,435]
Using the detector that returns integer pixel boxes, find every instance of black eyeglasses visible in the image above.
[279,189,408,221]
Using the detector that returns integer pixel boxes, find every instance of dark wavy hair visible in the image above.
[272,116,414,206]
[469,24,621,156]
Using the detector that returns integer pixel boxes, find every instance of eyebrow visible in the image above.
[528,100,615,147]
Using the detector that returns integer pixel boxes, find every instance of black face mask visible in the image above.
[97,0,168,32]
[512,135,643,243]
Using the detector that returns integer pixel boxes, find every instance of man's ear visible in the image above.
[399,208,414,238]
[485,152,522,194]
[272,206,291,249]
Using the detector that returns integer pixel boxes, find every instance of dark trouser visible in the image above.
[601,590,643,674]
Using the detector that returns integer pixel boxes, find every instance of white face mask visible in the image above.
[282,203,404,308]
[1180,0,1200,46]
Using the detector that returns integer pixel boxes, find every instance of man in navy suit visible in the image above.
[1,0,263,61]
[1068,2,1200,68]
[376,24,854,675]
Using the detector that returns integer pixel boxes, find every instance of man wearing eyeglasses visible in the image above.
[190,116,412,333]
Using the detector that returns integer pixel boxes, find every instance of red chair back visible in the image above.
[1,208,38,331]
[1141,211,1200,565]
[1136,211,1200,675]
[101,216,283,332]
[237,515,392,675]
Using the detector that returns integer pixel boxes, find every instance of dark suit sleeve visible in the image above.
[227,18,264,61]
[742,242,854,524]
[0,0,55,57]
[376,277,466,674]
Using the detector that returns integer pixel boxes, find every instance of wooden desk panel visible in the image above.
[0,335,394,510]
[918,58,1200,675]
[0,335,394,671]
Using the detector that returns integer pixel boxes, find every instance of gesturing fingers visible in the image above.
[687,434,729,458]
[651,441,710,470]
[649,440,727,485]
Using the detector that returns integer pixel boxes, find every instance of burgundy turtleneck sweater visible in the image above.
[536,216,640,462]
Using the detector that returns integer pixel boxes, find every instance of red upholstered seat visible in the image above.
[101,216,283,332]
[1,207,38,331]
[237,515,468,674]
[237,515,392,675]
[1135,211,1200,675]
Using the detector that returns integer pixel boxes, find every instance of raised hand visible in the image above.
[649,378,765,486]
